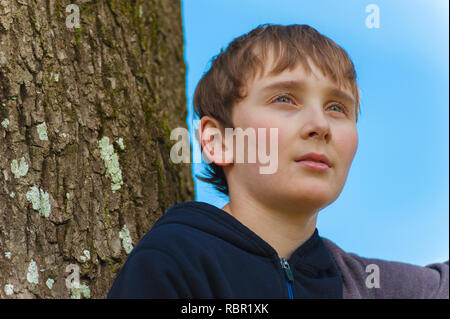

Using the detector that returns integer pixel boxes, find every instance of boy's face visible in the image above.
[225,54,358,213]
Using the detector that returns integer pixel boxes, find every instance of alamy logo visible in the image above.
[65,264,91,298]
[65,264,80,289]
[365,264,380,288]
[65,4,80,29]
[365,4,380,29]
[170,120,279,174]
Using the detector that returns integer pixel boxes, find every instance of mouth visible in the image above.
[295,152,331,170]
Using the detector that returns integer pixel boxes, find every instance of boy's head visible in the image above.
[194,24,360,211]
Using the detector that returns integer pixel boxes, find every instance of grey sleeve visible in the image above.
[323,238,449,299]
[369,258,449,299]
[418,260,449,298]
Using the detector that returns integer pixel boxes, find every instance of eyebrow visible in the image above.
[260,80,356,109]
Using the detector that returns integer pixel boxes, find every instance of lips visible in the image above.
[295,152,331,168]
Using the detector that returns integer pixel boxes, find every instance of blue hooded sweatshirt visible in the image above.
[107,201,449,299]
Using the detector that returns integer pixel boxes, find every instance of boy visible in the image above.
[107,24,448,299]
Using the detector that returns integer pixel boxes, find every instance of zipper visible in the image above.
[280,258,294,299]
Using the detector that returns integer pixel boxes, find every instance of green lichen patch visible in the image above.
[27,259,39,284]
[46,278,54,290]
[37,122,49,141]
[4,284,14,296]
[26,185,51,218]
[117,137,125,150]
[1,118,9,128]
[98,136,124,192]
[11,157,29,179]
[80,250,90,263]
[70,282,91,299]
[119,224,133,255]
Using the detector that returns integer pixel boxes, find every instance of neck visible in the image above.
[222,196,318,260]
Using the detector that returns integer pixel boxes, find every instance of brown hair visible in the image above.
[193,23,361,196]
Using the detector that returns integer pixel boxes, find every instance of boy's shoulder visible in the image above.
[321,237,449,299]
[130,201,230,258]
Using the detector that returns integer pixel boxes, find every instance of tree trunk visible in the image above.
[0,0,194,298]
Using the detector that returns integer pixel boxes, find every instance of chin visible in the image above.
[290,184,333,208]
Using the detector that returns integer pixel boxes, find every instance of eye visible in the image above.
[327,102,347,114]
[272,94,295,104]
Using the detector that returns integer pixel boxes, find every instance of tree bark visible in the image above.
[0,0,194,298]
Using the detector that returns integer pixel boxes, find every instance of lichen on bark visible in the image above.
[0,0,194,298]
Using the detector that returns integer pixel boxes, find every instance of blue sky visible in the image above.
[180,0,449,266]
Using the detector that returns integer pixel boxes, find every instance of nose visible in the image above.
[299,105,331,142]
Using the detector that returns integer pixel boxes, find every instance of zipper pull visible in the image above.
[281,258,294,283]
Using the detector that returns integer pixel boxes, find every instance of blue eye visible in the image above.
[273,95,294,104]
[328,103,346,114]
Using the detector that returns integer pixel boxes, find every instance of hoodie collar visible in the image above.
[154,201,338,273]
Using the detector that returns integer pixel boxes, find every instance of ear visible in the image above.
[198,116,234,166]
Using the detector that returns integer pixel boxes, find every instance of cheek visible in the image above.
[335,126,358,169]
[256,119,294,172]
[232,115,288,181]
[237,112,288,157]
